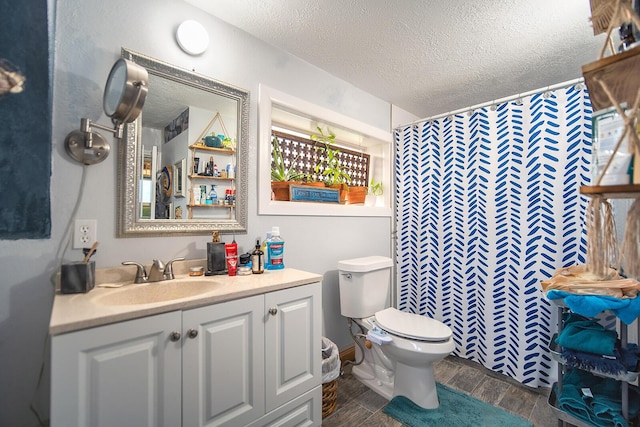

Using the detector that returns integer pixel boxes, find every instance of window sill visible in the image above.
[258,200,392,217]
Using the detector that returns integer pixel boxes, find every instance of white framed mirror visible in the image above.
[117,48,249,236]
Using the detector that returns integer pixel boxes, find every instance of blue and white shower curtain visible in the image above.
[395,84,592,387]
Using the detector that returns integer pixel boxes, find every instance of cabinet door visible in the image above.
[264,282,322,412]
[246,386,322,427]
[50,311,182,427]
[182,295,265,427]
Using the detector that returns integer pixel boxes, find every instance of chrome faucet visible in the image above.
[122,257,185,283]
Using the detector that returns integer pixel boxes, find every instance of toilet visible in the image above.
[338,255,455,409]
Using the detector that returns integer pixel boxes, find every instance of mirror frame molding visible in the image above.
[117,48,249,237]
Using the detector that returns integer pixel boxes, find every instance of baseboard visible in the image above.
[340,345,355,362]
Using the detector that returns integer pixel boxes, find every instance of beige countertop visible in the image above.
[50,264,322,335]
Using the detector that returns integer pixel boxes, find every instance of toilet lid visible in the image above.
[374,307,452,342]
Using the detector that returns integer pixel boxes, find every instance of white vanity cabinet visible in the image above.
[51,282,322,427]
[182,294,265,426]
[51,310,183,427]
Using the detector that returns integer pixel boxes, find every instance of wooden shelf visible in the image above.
[187,204,235,208]
[580,184,640,198]
[582,44,640,112]
[188,144,235,154]
[189,175,234,181]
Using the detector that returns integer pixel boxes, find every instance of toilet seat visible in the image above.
[374,307,452,342]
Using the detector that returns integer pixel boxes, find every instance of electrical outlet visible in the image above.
[73,219,97,249]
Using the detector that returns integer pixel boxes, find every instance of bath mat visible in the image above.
[383,383,533,427]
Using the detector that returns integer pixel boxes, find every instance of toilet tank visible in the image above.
[337,256,393,319]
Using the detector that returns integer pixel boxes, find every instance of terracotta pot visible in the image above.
[299,181,325,188]
[271,181,299,201]
[328,183,349,204]
[347,186,367,205]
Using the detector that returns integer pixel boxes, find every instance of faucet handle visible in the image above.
[164,257,185,280]
[122,261,147,283]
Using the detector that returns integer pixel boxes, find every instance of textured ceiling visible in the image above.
[185,0,607,119]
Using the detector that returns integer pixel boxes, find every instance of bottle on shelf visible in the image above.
[193,187,201,205]
[618,22,638,52]
[200,185,207,205]
[203,156,212,176]
[208,185,218,204]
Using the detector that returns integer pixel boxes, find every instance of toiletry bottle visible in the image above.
[261,231,272,264]
[209,185,217,204]
[193,187,201,205]
[265,226,284,270]
[251,239,265,274]
[193,157,200,175]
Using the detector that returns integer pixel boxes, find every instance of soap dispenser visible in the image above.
[251,239,265,274]
[206,230,226,275]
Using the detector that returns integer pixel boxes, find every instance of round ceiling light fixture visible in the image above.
[176,20,210,56]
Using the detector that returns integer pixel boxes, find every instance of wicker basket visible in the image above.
[322,379,338,417]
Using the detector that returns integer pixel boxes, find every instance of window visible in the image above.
[271,130,371,187]
[258,84,392,217]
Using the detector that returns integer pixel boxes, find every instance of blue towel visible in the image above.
[556,378,597,426]
[561,344,639,375]
[547,290,640,325]
[558,369,640,427]
[556,317,618,356]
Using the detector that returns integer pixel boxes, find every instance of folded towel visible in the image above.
[547,290,640,325]
[557,370,599,426]
[556,317,617,356]
[556,381,597,426]
[561,344,639,375]
[558,369,640,427]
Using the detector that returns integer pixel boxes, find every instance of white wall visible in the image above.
[0,0,392,425]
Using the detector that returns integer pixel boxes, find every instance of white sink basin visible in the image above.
[95,280,220,306]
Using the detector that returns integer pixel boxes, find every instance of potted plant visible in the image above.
[271,136,305,201]
[347,183,368,205]
[311,127,351,203]
[365,178,383,207]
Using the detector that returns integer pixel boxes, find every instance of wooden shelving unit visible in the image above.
[582,44,640,112]
[187,143,236,219]
[187,144,235,155]
[580,184,640,198]
[551,5,640,424]
[189,175,234,181]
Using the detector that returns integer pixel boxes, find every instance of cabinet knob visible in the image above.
[187,328,198,339]
[169,331,181,342]
[269,307,278,316]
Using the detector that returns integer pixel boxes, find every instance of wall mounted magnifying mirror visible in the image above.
[117,48,249,236]
[65,58,148,165]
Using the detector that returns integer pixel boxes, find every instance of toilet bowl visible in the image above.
[374,307,455,408]
[338,256,455,409]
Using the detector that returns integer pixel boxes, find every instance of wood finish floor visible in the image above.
[322,355,558,426]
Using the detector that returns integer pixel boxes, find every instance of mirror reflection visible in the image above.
[117,48,248,236]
